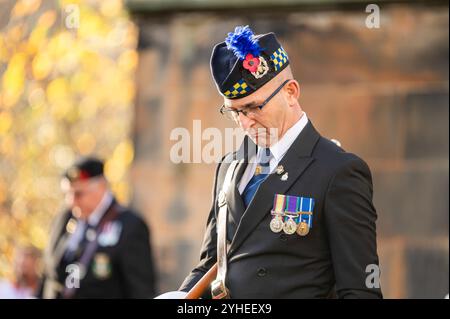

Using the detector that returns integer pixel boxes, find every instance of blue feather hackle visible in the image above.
[225,25,261,60]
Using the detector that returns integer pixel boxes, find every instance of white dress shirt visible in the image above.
[238,112,309,194]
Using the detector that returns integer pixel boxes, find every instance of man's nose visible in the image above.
[238,113,255,130]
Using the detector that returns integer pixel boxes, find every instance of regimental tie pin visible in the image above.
[254,165,262,176]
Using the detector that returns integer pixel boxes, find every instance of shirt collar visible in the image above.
[87,191,114,226]
[268,112,308,161]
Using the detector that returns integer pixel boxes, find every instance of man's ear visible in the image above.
[285,80,300,105]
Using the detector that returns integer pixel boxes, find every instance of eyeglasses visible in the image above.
[219,79,291,121]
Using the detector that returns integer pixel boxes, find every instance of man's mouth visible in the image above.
[246,128,266,137]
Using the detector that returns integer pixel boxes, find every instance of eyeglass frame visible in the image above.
[219,79,292,120]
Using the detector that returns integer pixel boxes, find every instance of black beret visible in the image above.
[63,157,104,182]
[211,25,289,99]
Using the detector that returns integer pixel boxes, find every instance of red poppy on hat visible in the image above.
[243,54,260,73]
[78,170,91,181]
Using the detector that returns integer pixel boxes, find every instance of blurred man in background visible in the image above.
[0,245,41,299]
[37,157,157,298]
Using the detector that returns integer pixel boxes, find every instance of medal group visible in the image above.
[270,194,314,236]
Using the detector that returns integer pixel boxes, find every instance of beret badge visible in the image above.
[67,167,91,181]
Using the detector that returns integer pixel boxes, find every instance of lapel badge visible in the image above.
[331,138,341,147]
[98,221,122,247]
[281,172,288,181]
[66,218,78,234]
[275,165,284,175]
[92,253,111,279]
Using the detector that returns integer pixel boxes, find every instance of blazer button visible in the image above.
[257,268,267,277]
[279,234,288,242]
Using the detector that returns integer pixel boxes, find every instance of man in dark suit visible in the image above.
[38,157,157,298]
[179,25,382,298]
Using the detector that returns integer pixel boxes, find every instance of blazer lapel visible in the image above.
[228,121,321,256]
[225,136,257,241]
[226,159,247,240]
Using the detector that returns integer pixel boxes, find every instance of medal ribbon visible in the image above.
[284,195,299,222]
[273,194,286,213]
[299,197,315,228]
